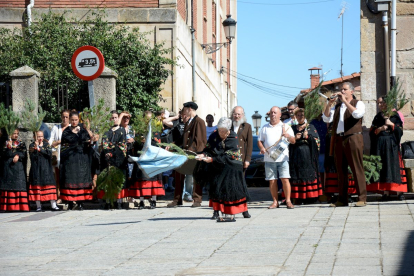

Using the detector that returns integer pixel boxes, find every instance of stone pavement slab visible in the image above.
[1,189,413,276]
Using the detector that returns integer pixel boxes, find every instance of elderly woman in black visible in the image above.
[196,117,250,222]
[60,111,95,210]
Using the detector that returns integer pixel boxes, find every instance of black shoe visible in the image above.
[211,210,219,220]
[78,203,84,211]
[149,200,156,209]
[133,201,139,208]
[398,194,405,201]
[67,202,74,211]
[116,202,122,210]
[138,201,145,210]
[242,211,251,218]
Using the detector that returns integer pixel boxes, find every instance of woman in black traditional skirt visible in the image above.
[98,111,127,209]
[289,108,322,204]
[368,96,407,200]
[60,111,94,210]
[28,130,60,212]
[196,117,250,222]
[0,129,29,212]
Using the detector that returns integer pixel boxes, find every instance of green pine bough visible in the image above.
[0,103,20,138]
[383,78,408,118]
[156,142,196,159]
[131,113,163,140]
[20,99,47,140]
[348,155,382,184]
[82,99,112,142]
[304,81,324,124]
[97,166,125,208]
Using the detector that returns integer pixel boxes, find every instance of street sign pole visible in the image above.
[88,81,95,108]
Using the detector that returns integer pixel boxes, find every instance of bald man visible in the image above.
[231,106,253,171]
[258,106,295,209]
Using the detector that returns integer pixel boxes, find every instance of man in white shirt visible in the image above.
[322,82,367,207]
[258,106,296,209]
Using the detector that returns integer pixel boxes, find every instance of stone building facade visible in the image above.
[0,0,237,119]
[360,0,414,143]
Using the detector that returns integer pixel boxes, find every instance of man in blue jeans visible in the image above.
[258,106,295,209]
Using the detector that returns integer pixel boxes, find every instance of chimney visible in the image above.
[309,67,322,88]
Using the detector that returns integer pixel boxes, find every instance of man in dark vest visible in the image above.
[167,101,207,208]
[322,82,367,207]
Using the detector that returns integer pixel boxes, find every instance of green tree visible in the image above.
[0,10,176,122]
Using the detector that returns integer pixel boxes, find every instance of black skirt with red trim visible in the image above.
[28,185,57,202]
[96,188,128,200]
[367,153,408,193]
[128,180,165,198]
[60,187,93,201]
[324,173,357,194]
[0,190,30,212]
[209,198,248,215]
[291,178,323,199]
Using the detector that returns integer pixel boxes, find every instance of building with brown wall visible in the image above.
[0,0,237,120]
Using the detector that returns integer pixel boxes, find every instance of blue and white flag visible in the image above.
[128,121,188,178]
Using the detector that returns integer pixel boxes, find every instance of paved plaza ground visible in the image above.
[1,188,414,276]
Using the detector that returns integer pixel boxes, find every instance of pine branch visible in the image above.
[304,81,324,123]
[82,99,112,142]
[384,78,408,118]
[20,99,47,138]
[96,166,125,207]
[348,154,382,184]
[0,105,20,137]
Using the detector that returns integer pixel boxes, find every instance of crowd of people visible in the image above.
[0,81,409,222]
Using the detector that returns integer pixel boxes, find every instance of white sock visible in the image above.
[50,200,57,209]
[151,196,157,201]
[36,201,41,209]
[140,197,144,202]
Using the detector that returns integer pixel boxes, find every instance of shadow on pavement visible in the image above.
[398,230,414,275]
[149,217,210,221]
[84,221,141,226]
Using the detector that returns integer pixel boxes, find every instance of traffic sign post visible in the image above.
[71,46,105,108]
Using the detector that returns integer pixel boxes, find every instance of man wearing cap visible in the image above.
[167,101,207,208]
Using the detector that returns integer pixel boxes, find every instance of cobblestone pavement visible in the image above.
[1,189,414,276]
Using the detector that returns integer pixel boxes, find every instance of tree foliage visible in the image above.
[0,104,20,137]
[0,9,176,122]
[81,99,111,143]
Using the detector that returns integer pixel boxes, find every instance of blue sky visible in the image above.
[235,0,360,131]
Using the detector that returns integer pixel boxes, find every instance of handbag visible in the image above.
[401,141,414,159]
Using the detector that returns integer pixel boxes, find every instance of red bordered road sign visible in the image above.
[71,46,105,81]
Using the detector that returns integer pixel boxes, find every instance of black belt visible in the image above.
[337,132,362,137]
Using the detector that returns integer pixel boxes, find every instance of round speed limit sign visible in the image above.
[71,46,105,81]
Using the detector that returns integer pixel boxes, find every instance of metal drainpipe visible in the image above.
[27,0,34,28]
[191,0,197,103]
[382,10,390,93]
[390,0,397,87]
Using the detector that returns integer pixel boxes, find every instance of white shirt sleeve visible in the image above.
[352,101,365,119]
[286,125,294,137]
[49,125,58,144]
[322,106,335,123]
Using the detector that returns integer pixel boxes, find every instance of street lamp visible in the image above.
[202,15,237,54]
[251,111,262,136]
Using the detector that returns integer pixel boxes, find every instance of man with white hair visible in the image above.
[231,106,253,172]
[258,106,295,209]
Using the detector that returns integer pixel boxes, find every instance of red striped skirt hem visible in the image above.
[0,191,30,212]
[324,172,357,194]
[290,179,323,199]
[128,180,165,198]
[96,189,128,200]
[28,185,57,202]
[209,198,248,215]
[60,188,93,201]
[367,182,408,193]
